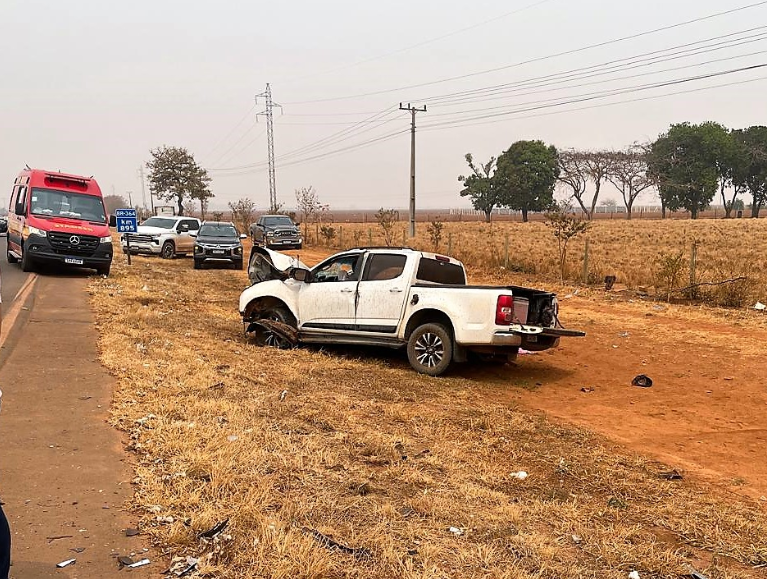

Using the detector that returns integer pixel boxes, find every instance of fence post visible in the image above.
[582,239,590,284]
[368,228,373,246]
[402,229,406,247]
[690,241,698,297]
[447,232,453,255]
[339,226,343,249]
[504,233,509,269]
[315,223,319,245]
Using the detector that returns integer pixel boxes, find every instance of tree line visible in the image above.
[460,122,767,221]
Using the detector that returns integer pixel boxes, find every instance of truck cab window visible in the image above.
[313,254,361,283]
[362,254,407,281]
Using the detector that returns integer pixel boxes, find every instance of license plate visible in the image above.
[212,250,226,255]
[65,258,84,265]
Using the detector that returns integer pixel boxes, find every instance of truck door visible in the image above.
[298,252,362,331]
[355,253,409,333]
[8,184,27,254]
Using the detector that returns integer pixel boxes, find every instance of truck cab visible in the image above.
[7,169,115,275]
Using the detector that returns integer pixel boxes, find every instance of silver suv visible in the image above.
[121,216,201,259]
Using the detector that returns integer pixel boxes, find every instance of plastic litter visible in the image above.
[754,302,766,311]
[56,559,76,568]
[279,389,288,401]
[227,435,239,442]
[128,558,151,568]
[199,518,229,539]
[629,571,640,579]
[631,375,653,388]
[510,471,528,480]
[571,534,582,544]
[448,527,464,536]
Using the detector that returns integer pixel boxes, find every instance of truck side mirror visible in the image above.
[290,268,310,282]
[109,215,117,227]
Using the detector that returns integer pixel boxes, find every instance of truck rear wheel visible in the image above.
[161,241,175,259]
[407,323,453,377]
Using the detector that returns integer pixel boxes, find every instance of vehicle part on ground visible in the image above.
[632,374,653,388]
[300,526,371,559]
[407,323,453,376]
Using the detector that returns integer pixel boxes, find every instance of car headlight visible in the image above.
[27,225,47,237]
[100,236,113,243]
[194,245,203,253]
[266,231,275,237]
[234,246,243,255]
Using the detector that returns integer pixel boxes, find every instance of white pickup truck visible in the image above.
[238,247,584,376]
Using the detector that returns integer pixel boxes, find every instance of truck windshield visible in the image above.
[30,188,106,223]
[199,224,238,237]
[263,216,293,227]
[142,217,177,229]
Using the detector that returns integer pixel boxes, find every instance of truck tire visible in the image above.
[97,265,111,277]
[20,245,34,272]
[234,259,244,270]
[407,323,453,377]
[161,241,175,259]
[193,259,202,270]
[257,305,296,349]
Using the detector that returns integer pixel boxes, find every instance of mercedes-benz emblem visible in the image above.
[69,235,81,245]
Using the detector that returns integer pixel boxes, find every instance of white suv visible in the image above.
[121,216,201,259]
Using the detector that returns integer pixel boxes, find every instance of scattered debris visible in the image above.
[604,275,616,291]
[687,567,709,579]
[394,441,407,460]
[117,556,135,567]
[177,557,199,577]
[754,302,766,311]
[629,571,640,579]
[56,559,76,568]
[571,534,582,544]
[607,497,628,509]
[69,547,85,554]
[581,386,595,393]
[127,558,151,568]
[301,526,371,558]
[510,471,528,480]
[199,518,229,539]
[125,527,140,537]
[78,396,92,401]
[448,527,464,536]
[617,331,630,338]
[46,534,73,543]
[227,435,239,442]
[279,389,288,401]
[518,349,536,355]
[631,374,653,388]
[724,376,734,381]
[660,469,683,480]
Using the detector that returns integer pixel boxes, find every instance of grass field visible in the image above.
[89,250,767,578]
[303,218,767,306]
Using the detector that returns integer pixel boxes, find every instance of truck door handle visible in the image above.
[340,288,354,293]
[390,288,403,293]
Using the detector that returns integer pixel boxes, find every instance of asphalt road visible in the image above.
[0,236,33,306]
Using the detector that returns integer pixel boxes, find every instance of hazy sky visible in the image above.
[1,0,765,211]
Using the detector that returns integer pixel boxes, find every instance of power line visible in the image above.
[282,1,767,104]
[276,0,558,86]
[200,104,257,161]
[206,123,264,168]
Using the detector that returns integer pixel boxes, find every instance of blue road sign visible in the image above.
[115,208,138,233]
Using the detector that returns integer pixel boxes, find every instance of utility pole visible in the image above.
[399,103,426,238]
[127,190,134,207]
[138,166,152,213]
[256,84,282,212]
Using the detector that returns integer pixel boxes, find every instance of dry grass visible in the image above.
[89,253,767,578]
[309,219,767,305]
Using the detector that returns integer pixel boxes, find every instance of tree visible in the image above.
[606,144,653,220]
[295,186,328,236]
[732,126,767,218]
[545,202,591,283]
[495,141,559,222]
[582,151,613,219]
[458,154,498,222]
[228,198,257,234]
[146,146,212,216]
[557,150,589,218]
[375,208,398,247]
[648,123,721,219]
[103,194,128,215]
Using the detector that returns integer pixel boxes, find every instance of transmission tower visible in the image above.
[256,84,282,212]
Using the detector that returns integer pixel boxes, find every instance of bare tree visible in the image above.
[607,145,653,220]
[557,150,589,218]
[228,198,257,234]
[582,151,613,219]
[545,202,591,283]
[295,186,328,236]
[375,208,398,247]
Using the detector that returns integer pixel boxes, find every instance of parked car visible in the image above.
[121,216,200,259]
[193,221,246,269]
[239,247,584,376]
[250,215,302,249]
[0,217,7,235]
